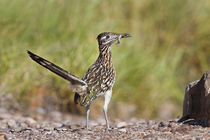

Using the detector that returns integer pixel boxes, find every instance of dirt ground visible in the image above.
[0,108,209,140]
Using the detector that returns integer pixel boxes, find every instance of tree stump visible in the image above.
[178,71,210,127]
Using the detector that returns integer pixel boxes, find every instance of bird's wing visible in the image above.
[27,51,87,87]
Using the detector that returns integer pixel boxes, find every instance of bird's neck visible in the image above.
[98,44,113,66]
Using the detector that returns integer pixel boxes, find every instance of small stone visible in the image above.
[158,122,165,127]
[20,122,28,128]
[45,131,52,135]
[63,124,71,129]
[94,125,103,129]
[7,120,16,128]
[26,117,36,124]
[36,124,41,129]
[43,127,53,131]
[147,120,154,125]
[61,128,68,131]
[118,128,127,133]
[77,129,90,135]
[53,122,63,128]
[158,121,169,127]
[9,129,15,133]
[117,122,127,128]
[143,134,155,139]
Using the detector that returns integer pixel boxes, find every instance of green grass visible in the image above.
[0,0,209,119]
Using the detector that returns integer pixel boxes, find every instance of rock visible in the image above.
[179,71,210,127]
[182,80,200,117]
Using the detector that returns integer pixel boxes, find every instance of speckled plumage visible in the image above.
[28,32,131,130]
[80,44,116,106]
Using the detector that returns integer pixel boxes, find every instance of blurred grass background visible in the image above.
[0,0,209,119]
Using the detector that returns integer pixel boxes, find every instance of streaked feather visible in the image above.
[27,51,87,94]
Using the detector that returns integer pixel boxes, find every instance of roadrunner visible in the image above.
[27,32,131,130]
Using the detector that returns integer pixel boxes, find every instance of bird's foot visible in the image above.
[105,126,112,131]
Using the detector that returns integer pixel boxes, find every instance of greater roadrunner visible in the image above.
[27,32,131,130]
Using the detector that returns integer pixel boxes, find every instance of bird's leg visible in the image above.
[103,90,112,130]
[86,105,90,129]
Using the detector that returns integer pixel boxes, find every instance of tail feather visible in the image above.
[27,50,87,86]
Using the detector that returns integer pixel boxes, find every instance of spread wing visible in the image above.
[27,51,87,89]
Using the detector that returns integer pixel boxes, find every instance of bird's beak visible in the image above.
[116,33,131,45]
[119,33,132,38]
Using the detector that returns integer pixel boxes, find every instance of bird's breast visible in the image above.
[83,61,115,94]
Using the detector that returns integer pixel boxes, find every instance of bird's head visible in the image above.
[97,32,131,47]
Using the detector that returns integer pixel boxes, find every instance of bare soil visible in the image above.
[0,108,209,140]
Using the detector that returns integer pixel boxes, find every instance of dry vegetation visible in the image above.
[0,0,210,119]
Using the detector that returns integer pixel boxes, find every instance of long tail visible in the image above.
[27,50,87,86]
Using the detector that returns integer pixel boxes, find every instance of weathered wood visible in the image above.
[178,71,210,127]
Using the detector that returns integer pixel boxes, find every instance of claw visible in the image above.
[106,126,112,131]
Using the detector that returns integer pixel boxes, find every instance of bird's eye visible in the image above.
[106,35,110,39]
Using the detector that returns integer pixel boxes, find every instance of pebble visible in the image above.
[117,122,127,128]
[118,128,127,133]
[20,122,28,128]
[158,121,168,127]
[62,128,68,131]
[53,122,63,128]
[25,117,36,124]
[0,108,209,139]
[7,120,17,128]
[43,127,54,131]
